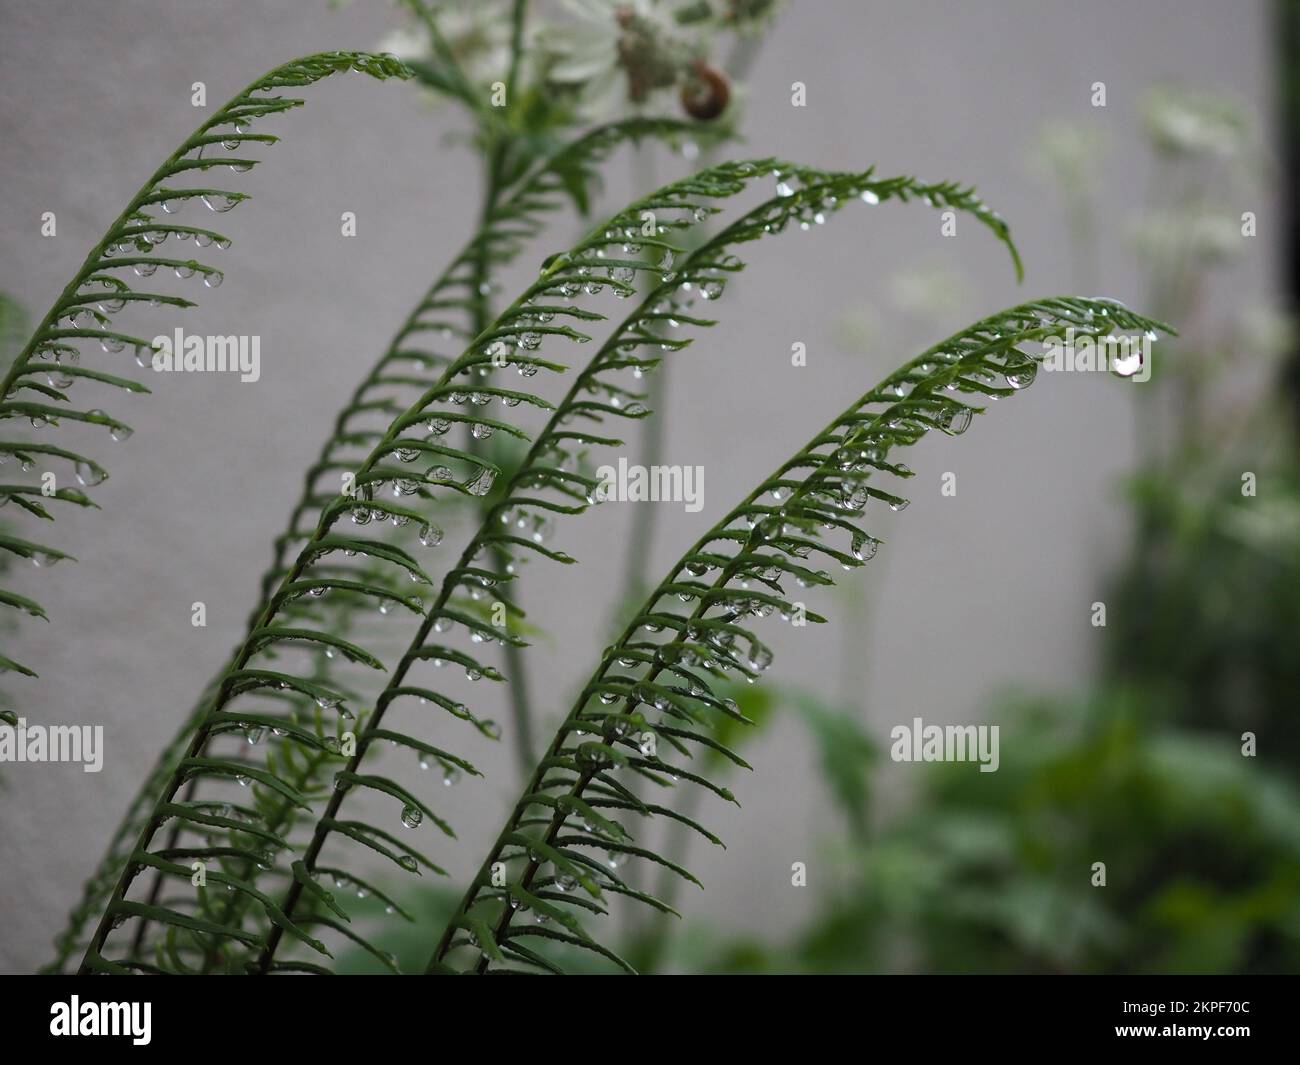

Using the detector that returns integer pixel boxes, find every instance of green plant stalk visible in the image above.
[638,574,879,970]
[471,0,538,778]
[433,441,852,970]
[613,36,768,942]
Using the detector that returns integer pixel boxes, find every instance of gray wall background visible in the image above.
[0,0,1279,972]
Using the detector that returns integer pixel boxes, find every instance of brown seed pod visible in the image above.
[680,59,731,122]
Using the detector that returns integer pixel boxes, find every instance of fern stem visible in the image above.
[618,344,668,602]
[505,0,529,103]
[432,454,794,971]
[494,545,538,774]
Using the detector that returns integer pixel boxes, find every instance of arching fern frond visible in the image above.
[257,116,724,607]
[44,116,720,973]
[78,154,1017,974]
[427,296,1171,974]
[0,51,412,692]
[76,156,779,974]
[236,169,1013,972]
[247,166,1020,973]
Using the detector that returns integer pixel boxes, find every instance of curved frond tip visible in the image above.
[430,296,1170,974]
[0,51,412,698]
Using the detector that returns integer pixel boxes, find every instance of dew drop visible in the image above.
[75,461,105,486]
[939,407,973,435]
[850,532,879,562]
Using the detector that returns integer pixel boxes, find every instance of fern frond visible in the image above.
[78,157,789,974]
[44,116,715,972]
[243,164,1020,973]
[80,152,1012,974]
[257,116,724,605]
[429,296,1171,974]
[0,51,412,694]
[70,100,1018,970]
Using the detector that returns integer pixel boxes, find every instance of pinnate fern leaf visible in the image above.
[428,296,1170,974]
[235,163,1018,973]
[45,116,712,971]
[0,51,412,693]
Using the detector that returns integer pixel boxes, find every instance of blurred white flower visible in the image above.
[1237,305,1297,362]
[1141,86,1248,158]
[1129,207,1243,267]
[1027,120,1110,187]
[441,3,513,85]
[835,304,882,353]
[1223,497,1300,557]
[889,263,972,317]
[377,2,513,87]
